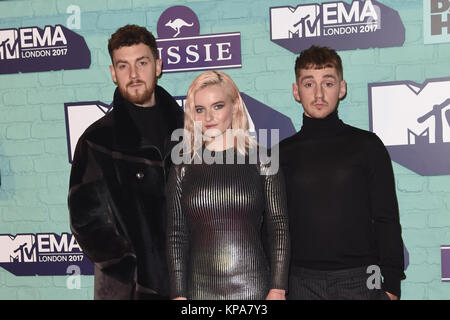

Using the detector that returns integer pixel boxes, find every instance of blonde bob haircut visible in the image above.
[183,70,257,157]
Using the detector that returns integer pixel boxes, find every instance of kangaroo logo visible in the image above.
[157,6,200,39]
[165,18,194,37]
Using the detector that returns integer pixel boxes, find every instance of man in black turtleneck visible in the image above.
[279,46,405,300]
[68,25,183,299]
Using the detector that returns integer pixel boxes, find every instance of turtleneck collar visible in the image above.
[300,110,345,139]
[110,85,184,152]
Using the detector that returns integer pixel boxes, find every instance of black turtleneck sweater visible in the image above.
[125,100,169,156]
[279,111,405,297]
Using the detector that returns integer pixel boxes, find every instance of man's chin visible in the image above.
[306,108,336,119]
[122,90,153,106]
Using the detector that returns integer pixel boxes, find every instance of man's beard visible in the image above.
[120,81,153,106]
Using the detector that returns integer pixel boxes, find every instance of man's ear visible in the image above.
[292,82,301,103]
[339,80,347,99]
[155,58,163,78]
[109,65,117,85]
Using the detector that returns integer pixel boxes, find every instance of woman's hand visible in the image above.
[385,291,398,300]
[265,289,286,300]
[173,297,187,300]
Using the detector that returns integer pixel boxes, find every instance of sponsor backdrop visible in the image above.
[0,0,450,300]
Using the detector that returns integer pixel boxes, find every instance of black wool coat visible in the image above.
[68,85,184,299]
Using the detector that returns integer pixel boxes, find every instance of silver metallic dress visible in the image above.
[166,150,290,300]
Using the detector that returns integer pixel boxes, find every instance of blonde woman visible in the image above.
[166,70,290,300]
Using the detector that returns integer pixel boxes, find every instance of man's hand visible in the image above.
[265,289,286,300]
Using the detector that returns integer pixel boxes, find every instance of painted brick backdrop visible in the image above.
[0,0,449,300]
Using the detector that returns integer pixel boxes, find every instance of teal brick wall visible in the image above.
[0,0,450,300]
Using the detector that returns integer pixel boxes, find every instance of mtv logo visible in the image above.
[64,101,112,163]
[270,1,404,53]
[64,95,296,163]
[0,29,19,60]
[0,234,36,263]
[270,5,321,40]
[369,77,450,175]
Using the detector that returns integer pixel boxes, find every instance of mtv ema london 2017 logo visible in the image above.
[156,6,241,73]
[0,24,90,74]
[424,0,450,44]
[0,233,93,276]
[369,77,450,176]
[270,0,405,53]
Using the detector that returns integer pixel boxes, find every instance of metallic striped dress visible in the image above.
[166,150,290,300]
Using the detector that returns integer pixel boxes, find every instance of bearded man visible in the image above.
[68,25,183,300]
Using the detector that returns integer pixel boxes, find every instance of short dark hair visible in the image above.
[295,45,343,79]
[108,24,158,62]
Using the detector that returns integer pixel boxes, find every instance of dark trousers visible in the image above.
[134,284,169,300]
[134,291,169,300]
[288,266,391,300]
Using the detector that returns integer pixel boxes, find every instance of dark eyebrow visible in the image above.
[136,56,151,61]
[300,74,337,82]
[114,56,150,66]
[300,75,313,82]
[114,59,128,66]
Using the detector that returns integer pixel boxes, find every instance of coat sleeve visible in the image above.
[166,165,189,298]
[68,136,135,272]
[366,134,406,297]
[260,163,291,291]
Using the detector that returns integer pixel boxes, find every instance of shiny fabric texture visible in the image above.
[166,150,290,300]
